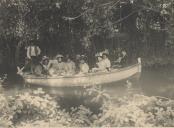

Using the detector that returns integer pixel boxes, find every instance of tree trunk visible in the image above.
[15,41,23,66]
[5,42,12,66]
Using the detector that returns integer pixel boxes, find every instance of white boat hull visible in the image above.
[24,61,141,87]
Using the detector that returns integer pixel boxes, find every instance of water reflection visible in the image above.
[1,66,174,108]
[140,66,174,99]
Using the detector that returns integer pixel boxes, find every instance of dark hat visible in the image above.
[65,54,74,60]
[102,52,108,56]
[56,54,64,58]
[80,55,87,60]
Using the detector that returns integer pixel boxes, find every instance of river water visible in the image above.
[140,65,174,99]
[1,65,174,110]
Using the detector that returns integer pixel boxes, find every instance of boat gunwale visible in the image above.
[24,63,141,80]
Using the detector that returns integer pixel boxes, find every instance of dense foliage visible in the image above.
[0,1,174,127]
[0,86,174,127]
[0,0,174,71]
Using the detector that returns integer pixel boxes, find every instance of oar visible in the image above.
[17,66,24,75]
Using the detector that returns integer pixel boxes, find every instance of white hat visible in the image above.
[95,52,102,57]
[81,55,86,58]
[100,49,109,55]
[76,54,81,58]
[42,56,49,61]
[122,51,127,56]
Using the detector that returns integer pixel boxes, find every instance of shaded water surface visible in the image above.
[140,65,174,99]
[1,65,174,110]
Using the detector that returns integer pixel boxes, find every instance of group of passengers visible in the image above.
[21,44,127,76]
[27,52,111,76]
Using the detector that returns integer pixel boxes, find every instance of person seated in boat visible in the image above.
[64,55,76,75]
[17,57,32,75]
[92,53,106,72]
[19,57,43,76]
[32,58,44,76]
[46,55,58,76]
[102,53,111,71]
[48,54,66,76]
[101,49,109,55]
[112,49,127,68]
[78,55,89,74]
[120,50,127,66]
[41,56,50,75]
[75,54,81,72]
[22,57,32,74]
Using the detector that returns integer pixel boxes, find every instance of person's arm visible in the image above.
[34,65,43,76]
[72,62,76,72]
[114,57,122,63]
[17,66,24,75]
[78,64,83,73]
[48,61,53,69]
[64,63,68,73]
[107,59,111,68]
[26,47,31,59]
[86,64,89,73]
[37,46,41,55]
[106,60,111,71]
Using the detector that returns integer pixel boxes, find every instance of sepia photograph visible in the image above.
[0,0,174,127]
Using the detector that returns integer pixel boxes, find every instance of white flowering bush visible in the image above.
[0,86,174,127]
[0,88,72,127]
[94,94,156,127]
[8,88,58,125]
[0,94,13,127]
[143,97,174,127]
[92,90,174,127]
[69,105,96,126]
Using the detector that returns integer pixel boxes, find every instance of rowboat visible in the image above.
[23,58,142,87]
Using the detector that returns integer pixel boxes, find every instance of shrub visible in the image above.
[0,94,13,127]
[0,86,174,127]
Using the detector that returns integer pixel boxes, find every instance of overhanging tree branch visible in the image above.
[96,9,143,29]
[62,0,120,21]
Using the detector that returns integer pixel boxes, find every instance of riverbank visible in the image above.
[0,87,174,127]
[1,60,174,127]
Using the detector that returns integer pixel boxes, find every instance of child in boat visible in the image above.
[102,53,111,71]
[79,55,89,74]
[92,53,106,72]
[64,55,76,75]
